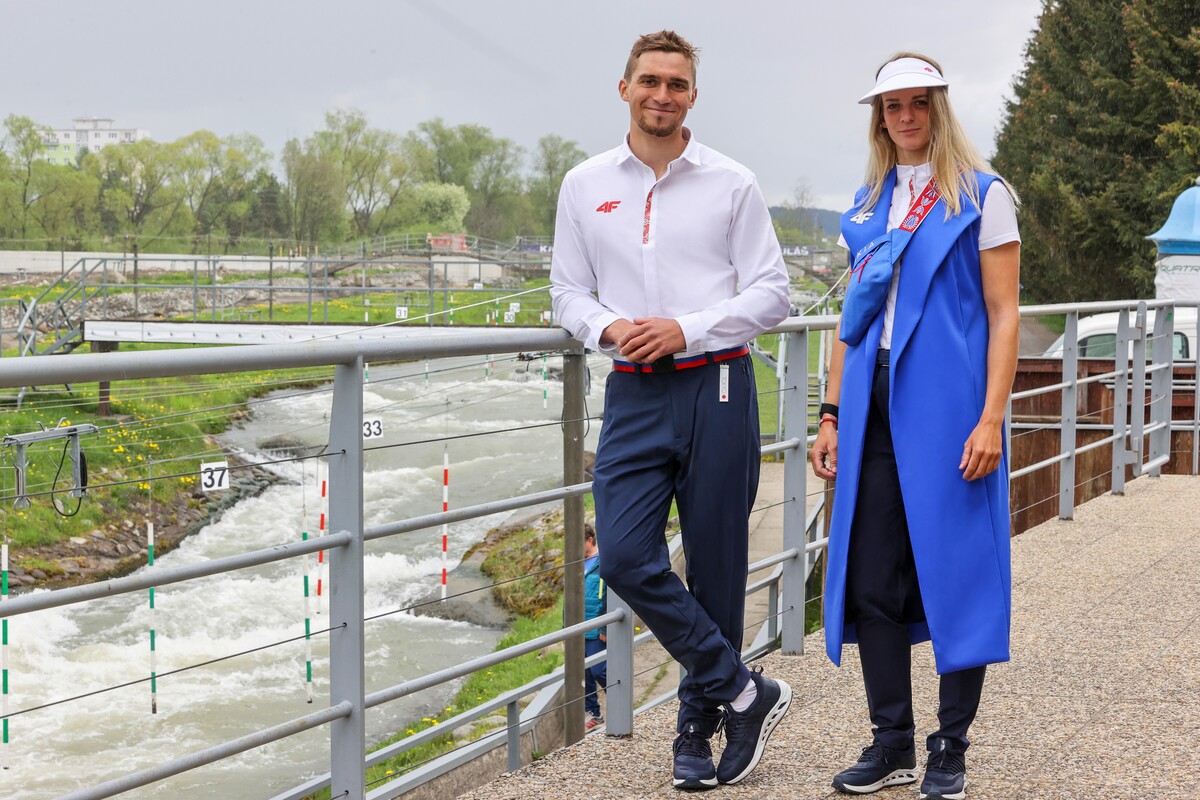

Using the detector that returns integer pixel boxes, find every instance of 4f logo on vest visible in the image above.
[850,209,874,224]
[596,200,622,213]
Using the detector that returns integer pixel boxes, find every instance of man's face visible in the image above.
[619,51,696,139]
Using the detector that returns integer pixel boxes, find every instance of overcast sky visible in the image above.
[1,0,1044,212]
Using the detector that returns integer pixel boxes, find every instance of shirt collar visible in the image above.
[618,127,701,168]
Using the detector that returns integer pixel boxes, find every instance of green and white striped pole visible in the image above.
[301,466,314,703]
[148,522,157,714]
[542,354,548,410]
[2,541,9,767]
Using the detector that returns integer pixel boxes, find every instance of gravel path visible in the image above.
[459,473,1200,800]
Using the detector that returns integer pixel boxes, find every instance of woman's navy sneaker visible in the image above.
[919,737,966,800]
[832,741,918,794]
[672,722,717,790]
[715,667,793,784]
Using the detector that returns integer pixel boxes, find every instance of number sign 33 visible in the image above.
[362,417,384,440]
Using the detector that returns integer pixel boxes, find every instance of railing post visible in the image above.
[1193,305,1199,476]
[1131,303,1148,476]
[561,349,586,745]
[781,329,808,654]
[604,591,634,737]
[1059,312,1078,519]
[506,700,521,772]
[1148,304,1173,477]
[328,358,366,799]
[1112,312,1131,494]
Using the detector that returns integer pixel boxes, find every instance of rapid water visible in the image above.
[1,352,609,799]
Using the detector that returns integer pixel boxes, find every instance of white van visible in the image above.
[1042,306,1198,360]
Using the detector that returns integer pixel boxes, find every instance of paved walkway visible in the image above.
[460,473,1200,800]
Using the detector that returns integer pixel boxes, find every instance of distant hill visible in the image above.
[770,206,842,238]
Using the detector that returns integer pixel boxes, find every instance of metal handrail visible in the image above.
[1,302,1196,799]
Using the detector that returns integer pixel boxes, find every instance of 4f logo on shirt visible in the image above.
[596,200,622,213]
[850,209,874,224]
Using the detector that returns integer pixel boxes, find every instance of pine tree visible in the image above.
[993,0,1200,303]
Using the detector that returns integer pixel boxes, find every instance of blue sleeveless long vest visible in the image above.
[825,169,1012,674]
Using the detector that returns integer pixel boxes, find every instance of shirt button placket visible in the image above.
[642,170,661,316]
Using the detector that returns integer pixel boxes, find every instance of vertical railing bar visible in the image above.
[1193,305,1199,476]
[506,701,521,773]
[1149,305,1173,477]
[561,349,586,745]
[1131,303,1148,476]
[1112,312,1131,494]
[328,358,366,799]
[1059,312,1077,519]
[781,328,808,653]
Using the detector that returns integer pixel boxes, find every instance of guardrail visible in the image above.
[0,302,1196,799]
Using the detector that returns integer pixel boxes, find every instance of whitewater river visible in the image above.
[1,353,608,799]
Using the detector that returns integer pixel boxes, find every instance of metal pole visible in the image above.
[192,259,199,322]
[781,329,808,653]
[561,350,586,745]
[1112,312,1131,494]
[268,244,274,321]
[133,242,139,316]
[1193,307,1199,476]
[505,701,521,772]
[1059,312,1078,519]
[604,590,634,737]
[1148,305,1173,477]
[328,359,366,799]
[1131,304,1148,476]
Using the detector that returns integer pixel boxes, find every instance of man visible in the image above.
[550,30,792,790]
[582,525,608,730]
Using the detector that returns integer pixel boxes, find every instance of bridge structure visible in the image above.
[0,302,1196,799]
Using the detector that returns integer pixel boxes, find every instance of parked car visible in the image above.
[1042,306,1198,360]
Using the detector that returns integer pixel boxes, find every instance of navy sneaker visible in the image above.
[832,741,918,794]
[920,737,966,800]
[673,722,717,790]
[715,667,792,785]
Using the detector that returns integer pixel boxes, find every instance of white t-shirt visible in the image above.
[838,163,1020,348]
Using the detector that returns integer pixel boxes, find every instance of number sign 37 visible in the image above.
[199,461,230,492]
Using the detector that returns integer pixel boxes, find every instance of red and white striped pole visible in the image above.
[317,465,327,615]
[441,444,449,599]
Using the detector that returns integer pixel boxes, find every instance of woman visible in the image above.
[810,53,1020,800]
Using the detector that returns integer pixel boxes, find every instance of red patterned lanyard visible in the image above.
[899,178,939,232]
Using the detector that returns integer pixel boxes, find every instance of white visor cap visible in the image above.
[858,57,949,104]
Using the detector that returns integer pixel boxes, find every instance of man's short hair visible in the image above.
[624,29,699,83]
[584,523,597,542]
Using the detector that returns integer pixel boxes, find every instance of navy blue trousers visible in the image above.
[594,355,758,736]
[584,637,608,717]
[847,364,986,753]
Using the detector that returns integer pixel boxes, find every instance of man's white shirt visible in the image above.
[550,132,790,357]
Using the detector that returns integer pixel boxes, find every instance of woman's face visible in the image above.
[880,88,931,165]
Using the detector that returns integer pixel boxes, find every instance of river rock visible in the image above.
[31,569,47,580]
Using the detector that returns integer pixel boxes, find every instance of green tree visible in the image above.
[405,119,527,238]
[0,115,54,241]
[993,0,1200,303]
[174,131,268,251]
[26,164,100,247]
[314,110,412,237]
[528,134,588,234]
[281,138,347,245]
[84,139,192,246]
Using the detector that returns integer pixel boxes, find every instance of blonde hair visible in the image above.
[857,52,1018,218]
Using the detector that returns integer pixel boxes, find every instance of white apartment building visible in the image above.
[42,117,150,165]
